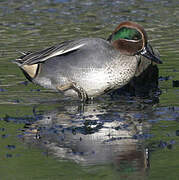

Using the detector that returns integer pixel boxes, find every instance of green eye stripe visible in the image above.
[112,27,142,41]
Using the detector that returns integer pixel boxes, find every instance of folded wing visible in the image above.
[14,40,86,66]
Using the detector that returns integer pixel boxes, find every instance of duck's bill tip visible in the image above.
[143,53,163,64]
[139,46,163,64]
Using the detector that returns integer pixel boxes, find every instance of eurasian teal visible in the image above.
[14,21,162,101]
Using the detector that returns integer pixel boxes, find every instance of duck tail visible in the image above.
[12,50,32,66]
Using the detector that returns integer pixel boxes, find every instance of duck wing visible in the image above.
[14,40,86,66]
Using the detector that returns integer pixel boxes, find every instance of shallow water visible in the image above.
[0,0,179,179]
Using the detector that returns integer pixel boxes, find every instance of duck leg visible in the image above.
[71,82,89,101]
[57,82,88,101]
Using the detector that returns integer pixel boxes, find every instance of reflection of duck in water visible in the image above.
[23,101,151,171]
[14,22,162,101]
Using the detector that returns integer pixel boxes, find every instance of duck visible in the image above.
[13,21,162,101]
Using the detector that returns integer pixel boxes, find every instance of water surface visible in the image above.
[0,0,179,179]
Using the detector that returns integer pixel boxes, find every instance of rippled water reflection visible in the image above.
[0,0,179,179]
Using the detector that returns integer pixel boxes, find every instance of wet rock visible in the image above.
[13,99,20,103]
[6,145,16,150]
[158,140,167,148]
[172,80,179,87]
[6,153,13,158]
[159,76,172,81]
[167,144,172,149]
[30,89,41,92]
[176,130,179,136]
[0,128,5,131]
[1,134,8,139]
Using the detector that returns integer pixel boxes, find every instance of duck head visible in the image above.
[107,21,163,64]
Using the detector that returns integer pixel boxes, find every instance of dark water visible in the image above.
[0,0,179,179]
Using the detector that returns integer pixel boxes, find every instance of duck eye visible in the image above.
[133,36,139,40]
[112,27,142,41]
